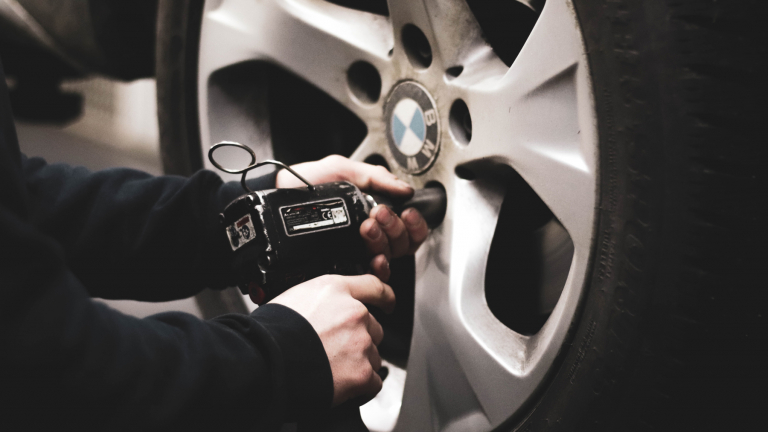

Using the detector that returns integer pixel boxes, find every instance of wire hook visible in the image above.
[208,141,315,193]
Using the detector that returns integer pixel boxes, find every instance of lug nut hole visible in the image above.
[455,166,476,180]
[347,61,382,104]
[445,66,464,79]
[364,154,390,171]
[449,99,472,145]
[402,24,432,69]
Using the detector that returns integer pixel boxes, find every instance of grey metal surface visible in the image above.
[195,1,597,430]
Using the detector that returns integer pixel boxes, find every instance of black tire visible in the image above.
[155,0,767,429]
[156,0,248,318]
[511,1,767,431]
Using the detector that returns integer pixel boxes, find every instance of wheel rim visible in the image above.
[195,1,597,430]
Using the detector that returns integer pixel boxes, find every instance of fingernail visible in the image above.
[368,222,381,239]
[376,206,393,226]
[396,180,412,190]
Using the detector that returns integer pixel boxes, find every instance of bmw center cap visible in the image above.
[384,81,440,174]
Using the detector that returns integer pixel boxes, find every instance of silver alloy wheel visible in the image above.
[196,1,597,430]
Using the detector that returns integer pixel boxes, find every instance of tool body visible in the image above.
[221,181,372,303]
[211,141,446,305]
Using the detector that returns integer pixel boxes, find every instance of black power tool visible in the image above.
[211,142,446,431]
[211,141,447,304]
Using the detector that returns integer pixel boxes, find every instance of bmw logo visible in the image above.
[384,81,440,174]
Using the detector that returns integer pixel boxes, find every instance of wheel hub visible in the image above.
[384,81,440,174]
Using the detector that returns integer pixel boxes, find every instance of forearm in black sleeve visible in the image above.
[0,207,333,431]
[21,155,276,301]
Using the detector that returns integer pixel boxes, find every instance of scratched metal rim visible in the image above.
[194,1,598,430]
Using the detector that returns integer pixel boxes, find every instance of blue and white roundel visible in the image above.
[391,98,426,156]
[384,81,440,174]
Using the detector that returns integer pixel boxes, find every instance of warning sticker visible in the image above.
[280,199,350,236]
[226,214,257,251]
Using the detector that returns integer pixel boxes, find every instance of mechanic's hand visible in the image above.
[276,155,429,281]
[270,274,395,407]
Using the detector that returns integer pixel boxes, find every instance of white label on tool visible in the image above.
[280,199,350,236]
[226,214,256,251]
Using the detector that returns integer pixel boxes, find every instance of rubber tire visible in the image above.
[155,0,768,429]
[506,1,767,431]
[156,0,248,318]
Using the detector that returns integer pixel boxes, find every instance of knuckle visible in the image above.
[375,281,386,298]
[315,274,336,286]
[356,335,374,355]
[365,338,378,354]
[369,372,383,393]
[343,302,368,323]
[363,275,384,295]
[325,154,345,163]
[359,367,376,387]
[411,229,428,244]
[316,275,345,293]
[353,304,370,322]
[390,220,407,237]
[361,330,374,346]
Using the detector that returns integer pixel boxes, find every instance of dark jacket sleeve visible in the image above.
[21,155,272,301]
[0,167,333,431]
[0,216,332,430]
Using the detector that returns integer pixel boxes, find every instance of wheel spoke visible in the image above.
[395,179,502,430]
[198,0,394,117]
[387,0,488,71]
[349,130,389,164]
[397,172,592,430]
[454,0,596,248]
[444,181,591,426]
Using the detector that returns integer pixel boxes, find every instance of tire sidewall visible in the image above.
[512,0,678,429]
[513,0,766,430]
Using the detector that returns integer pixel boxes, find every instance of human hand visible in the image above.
[276,155,429,281]
[269,274,395,406]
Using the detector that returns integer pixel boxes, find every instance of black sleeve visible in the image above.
[0,205,332,430]
[21,155,275,301]
[0,224,333,430]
